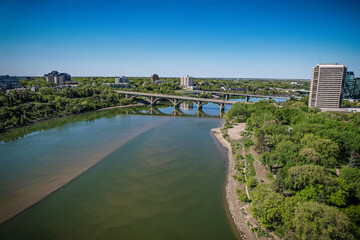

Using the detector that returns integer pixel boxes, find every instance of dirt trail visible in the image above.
[212,127,255,240]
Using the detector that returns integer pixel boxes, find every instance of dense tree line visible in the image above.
[0,86,134,132]
[21,77,311,97]
[196,78,310,95]
[225,99,360,239]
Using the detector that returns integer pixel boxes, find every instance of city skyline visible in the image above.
[1,0,360,78]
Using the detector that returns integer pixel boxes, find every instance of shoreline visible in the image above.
[211,127,255,240]
[0,102,145,133]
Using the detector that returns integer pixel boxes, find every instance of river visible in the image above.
[0,103,239,239]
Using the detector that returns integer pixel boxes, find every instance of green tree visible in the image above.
[340,167,360,202]
[286,164,338,192]
[297,185,326,202]
[300,134,340,167]
[236,188,250,202]
[342,205,360,226]
[272,170,285,193]
[254,129,266,153]
[349,151,360,169]
[280,195,306,230]
[250,185,284,229]
[297,147,321,165]
[293,201,354,240]
[267,140,299,168]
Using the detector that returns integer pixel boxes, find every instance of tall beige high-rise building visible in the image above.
[309,64,347,108]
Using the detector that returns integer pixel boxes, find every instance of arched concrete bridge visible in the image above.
[115,90,235,111]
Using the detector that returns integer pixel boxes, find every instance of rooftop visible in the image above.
[316,63,346,68]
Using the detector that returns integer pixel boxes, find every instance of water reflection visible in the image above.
[0,103,226,144]
[0,96,284,144]
[140,102,226,117]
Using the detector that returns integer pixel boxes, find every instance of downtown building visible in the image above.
[309,64,347,108]
[343,71,360,99]
[44,71,71,85]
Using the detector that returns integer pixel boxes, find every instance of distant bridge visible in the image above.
[189,90,294,100]
[115,90,236,111]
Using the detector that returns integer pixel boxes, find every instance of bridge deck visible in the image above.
[115,90,236,104]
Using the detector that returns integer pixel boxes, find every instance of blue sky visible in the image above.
[1,0,359,78]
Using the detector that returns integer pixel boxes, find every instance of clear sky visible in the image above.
[1,0,359,79]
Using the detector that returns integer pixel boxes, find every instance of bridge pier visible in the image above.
[146,96,159,106]
[195,101,205,110]
[170,98,182,108]
[219,103,225,112]
[245,96,250,102]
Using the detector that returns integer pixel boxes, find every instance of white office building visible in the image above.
[180,75,194,87]
[309,64,347,108]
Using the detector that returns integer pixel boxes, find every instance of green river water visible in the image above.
[0,105,239,239]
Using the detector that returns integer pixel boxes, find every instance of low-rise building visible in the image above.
[115,76,129,84]
[155,80,168,84]
[198,81,209,86]
[44,71,71,85]
[229,87,246,91]
[188,86,200,90]
[290,82,303,86]
[102,77,131,88]
[0,75,22,89]
[102,83,131,88]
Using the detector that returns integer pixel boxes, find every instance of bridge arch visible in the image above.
[119,91,233,112]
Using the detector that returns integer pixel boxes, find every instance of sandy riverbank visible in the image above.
[212,124,255,240]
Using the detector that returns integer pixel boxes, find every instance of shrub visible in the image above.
[236,188,250,202]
